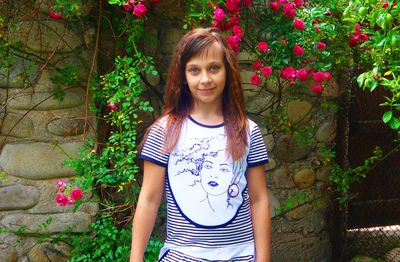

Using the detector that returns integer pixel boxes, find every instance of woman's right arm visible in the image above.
[130,160,166,262]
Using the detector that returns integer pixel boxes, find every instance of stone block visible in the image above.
[47,118,87,136]
[265,157,276,171]
[385,247,400,262]
[1,87,86,111]
[287,99,312,125]
[316,121,336,144]
[0,233,19,262]
[316,166,331,183]
[268,189,281,218]
[27,241,71,262]
[287,204,312,220]
[8,19,84,53]
[1,212,92,233]
[0,141,82,179]
[293,168,315,189]
[270,167,294,189]
[276,135,310,162]
[0,112,34,138]
[0,185,40,210]
[0,55,40,88]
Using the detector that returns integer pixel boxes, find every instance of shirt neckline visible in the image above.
[188,115,224,128]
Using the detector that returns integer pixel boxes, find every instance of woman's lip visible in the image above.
[199,88,215,92]
[208,181,218,187]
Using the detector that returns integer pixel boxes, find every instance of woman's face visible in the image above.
[200,152,233,196]
[184,42,226,110]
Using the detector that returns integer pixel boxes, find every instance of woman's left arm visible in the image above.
[246,164,271,262]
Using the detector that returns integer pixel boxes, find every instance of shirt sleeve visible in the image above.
[140,122,169,167]
[247,123,269,167]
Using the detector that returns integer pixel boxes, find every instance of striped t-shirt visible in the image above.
[140,116,268,261]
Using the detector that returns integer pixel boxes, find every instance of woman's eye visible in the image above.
[210,65,219,71]
[189,68,199,73]
[220,168,230,173]
[204,164,212,169]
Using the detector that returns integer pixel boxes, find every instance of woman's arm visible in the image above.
[130,160,166,262]
[246,164,271,262]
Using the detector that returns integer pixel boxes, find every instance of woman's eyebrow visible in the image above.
[220,163,229,167]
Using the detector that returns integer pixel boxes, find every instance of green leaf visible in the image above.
[383,111,392,123]
[357,73,366,88]
[388,117,400,129]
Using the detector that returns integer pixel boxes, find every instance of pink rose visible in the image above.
[133,4,147,17]
[278,0,286,3]
[293,18,305,30]
[325,72,332,81]
[252,60,262,70]
[123,2,131,11]
[56,180,66,187]
[107,103,118,110]
[258,42,268,51]
[226,0,241,13]
[317,42,326,50]
[325,11,332,16]
[348,37,358,47]
[293,45,304,56]
[244,0,253,6]
[56,194,69,206]
[383,1,389,8]
[67,200,73,205]
[315,26,319,32]
[296,69,308,80]
[313,72,326,83]
[70,188,83,200]
[270,2,280,11]
[289,81,296,85]
[293,0,302,8]
[312,19,321,24]
[359,33,369,43]
[251,74,261,85]
[213,8,225,23]
[281,67,296,79]
[60,188,65,193]
[129,0,136,4]
[261,66,272,76]
[49,12,63,19]
[226,36,239,53]
[285,8,296,18]
[281,40,286,45]
[283,2,296,18]
[312,85,323,94]
[232,25,243,39]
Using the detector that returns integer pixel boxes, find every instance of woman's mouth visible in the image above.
[208,181,218,187]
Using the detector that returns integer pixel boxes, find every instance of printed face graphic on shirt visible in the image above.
[168,133,248,227]
[200,151,233,196]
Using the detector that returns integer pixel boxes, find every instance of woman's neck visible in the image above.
[190,103,224,126]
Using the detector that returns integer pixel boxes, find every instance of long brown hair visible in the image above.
[145,27,248,161]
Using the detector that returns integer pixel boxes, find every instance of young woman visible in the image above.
[130,27,271,262]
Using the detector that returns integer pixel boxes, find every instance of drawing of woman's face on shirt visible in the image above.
[200,151,233,196]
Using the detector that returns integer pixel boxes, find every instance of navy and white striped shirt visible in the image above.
[140,116,268,261]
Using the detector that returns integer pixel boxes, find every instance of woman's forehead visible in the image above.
[191,42,224,61]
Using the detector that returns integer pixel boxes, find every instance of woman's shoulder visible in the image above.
[246,117,260,132]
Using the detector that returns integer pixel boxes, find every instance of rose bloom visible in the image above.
[226,0,241,13]
[281,67,296,79]
[312,19,322,25]
[281,40,286,45]
[49,12,63,19]
[359,33,369,43]
[289,81,296,85]
[383,1,389,8]
[278,0,286,3]
[213,8,225,23]
[283,2,296,18]
[107,103,118,110]
[261,66,272,76]
[312,84,323,94]
[258,42,268,51]
[293,0,302,8]
[348,37,358,47]
[317,42,326,50]
[56,194,69,206]
[293,45,304,56]
[243,0,253,6]
[325,10,332,16]
[252,60,262,70]
[232,25,243,38]
[285,8,296,18]
[313,72,326,83]
[133,4,147,17]
[315,26,319,32]
[129,0,136,3]
[123,2,131,11]
[251,74,262,85]
[325,72,332,81]
[56,180,66,187]
[270,2,280,11]
[293,18,305,30]
[71,188,83,200]
[226,35,239,53]
[296,69,308,80]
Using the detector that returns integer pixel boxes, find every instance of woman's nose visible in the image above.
[200,71,211,84]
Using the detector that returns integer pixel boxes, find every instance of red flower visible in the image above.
[123,2,131,11]
[252,60,262,70]
[293,45,304,56]
[281,40,286,45]
[293,0,302,8]
[293,18,305,30]
[315,26,319,32]
[261,66,272,76]
[325,11,332,16]
[285,9,296,18]
[70,189,83,201]
[49,12,63,19]
[213,8,225,23]
[289,81,296,85]
[226,0,241,13]
[348,37,358,47]
[383,1,389,8]
[108,103,118,110]
[133,4,147,17]
[258,42,268,51]
[278,0,286,3]
[281,67,296,79]
[283,2,296,18]
[325,72,332,81]
[312,19,322,25]
[243,0,253,6]
[251,74,262,85]
[296,69,308,80]
[312,85,323,94]
[56,194,69,206]
[270,2,280,11]
[359,33,369,43]
[317,42,326,50]
[313,72,326,83]
[226,36,239,53]
[232,25,243,39]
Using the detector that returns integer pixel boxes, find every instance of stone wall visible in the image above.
[0,1,97,261]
